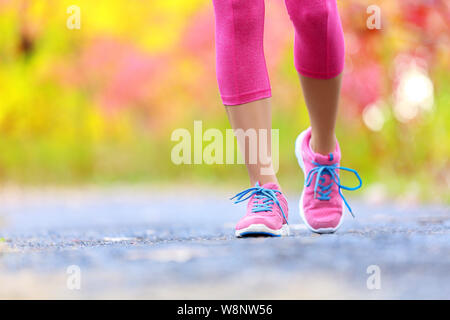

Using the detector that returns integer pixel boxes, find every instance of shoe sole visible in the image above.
[294,130,344,234]
[235,223,290,238]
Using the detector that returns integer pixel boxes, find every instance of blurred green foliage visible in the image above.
[0,0,449,202]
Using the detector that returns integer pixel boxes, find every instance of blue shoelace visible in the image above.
[230,183,288,224]
[305,161,362,217]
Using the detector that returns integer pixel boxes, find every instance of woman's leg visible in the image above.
[213,0,277,185]
[225,99,278,186]
[299,73,342,155]
[286,0,362,234]
[213,0,288,237]
[285,0,345,154]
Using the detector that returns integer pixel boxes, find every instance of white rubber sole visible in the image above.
[235,223,290,238]
[294,130,344,234]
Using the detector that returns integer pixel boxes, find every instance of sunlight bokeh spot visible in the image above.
[394,65,434,122]
[363,102,385,132]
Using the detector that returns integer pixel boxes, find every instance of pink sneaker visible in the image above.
[295,127,362,234]
[231,182,289,237]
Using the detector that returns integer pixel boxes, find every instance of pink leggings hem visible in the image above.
[297,67,344,80]
[222,89,272,106]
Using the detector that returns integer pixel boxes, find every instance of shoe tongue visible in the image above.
[259,182,280,191]
[313,152,339,165]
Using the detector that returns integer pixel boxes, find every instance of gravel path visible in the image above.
[0,186,449,299]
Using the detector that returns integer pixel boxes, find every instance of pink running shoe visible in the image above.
[231,182,289,237]
[295,127,362,234]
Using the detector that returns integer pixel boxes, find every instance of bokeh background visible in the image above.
[0,0,449,203]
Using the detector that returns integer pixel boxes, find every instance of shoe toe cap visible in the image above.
[236,214,283,231]
[305,210,342,230]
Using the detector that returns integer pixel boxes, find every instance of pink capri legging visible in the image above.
[212,0,345,106]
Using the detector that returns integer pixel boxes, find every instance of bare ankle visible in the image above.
[250,175,278,186]
[310,135,336,155]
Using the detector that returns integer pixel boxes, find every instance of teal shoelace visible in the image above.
[231,182,288,224]
[305,161,362,217]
